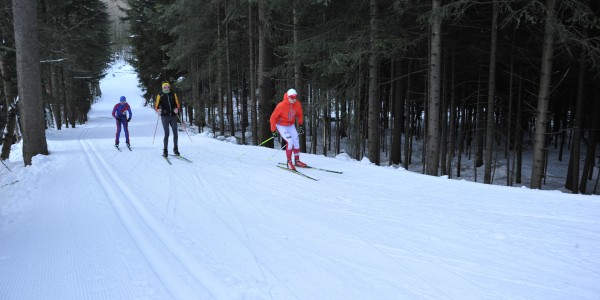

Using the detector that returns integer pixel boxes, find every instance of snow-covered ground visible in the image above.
[0,61,599,300]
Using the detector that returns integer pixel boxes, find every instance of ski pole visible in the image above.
[152,114,159,144]
[176,113,193,142]
[268,143,287,161]
[236,136,274,161]
[1,160,11,172]
[258,136,273,146]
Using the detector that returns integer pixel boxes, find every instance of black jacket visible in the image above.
[155,92,180,117]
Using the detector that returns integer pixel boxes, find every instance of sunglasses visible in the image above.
[163,86,170,90]
[289,94,297,99]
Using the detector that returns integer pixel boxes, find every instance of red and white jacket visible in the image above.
[270,92,303,132]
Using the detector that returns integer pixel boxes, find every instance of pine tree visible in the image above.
[12,0,49,165]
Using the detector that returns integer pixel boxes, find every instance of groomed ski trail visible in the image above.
[80,138,226,299]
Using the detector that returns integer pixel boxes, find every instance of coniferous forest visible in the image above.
[1,0,112,164]
[1,0,599,194]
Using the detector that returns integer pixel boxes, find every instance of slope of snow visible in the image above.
[0,61,599,300]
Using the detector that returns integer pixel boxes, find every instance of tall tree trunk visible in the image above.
[225,21,234,137]
[311,85,318,154]
[367,0,381,165]
[475,67,484,169]
[58,63,67,128]
[248,2,258,145]
[390,61,403,166]
[240,72,247,144]
[446,51,456,178]
[93,81,101,97]
[558,106,567,161]
[475,88,482,182]
[258,0,274,147]
[12,0,49,165]
[0,61,17,161]
[515,75,524,184]
[579,96,599,193]
[484,0,498,184]
[322,90,328,155]
[425,0,442,176]
[566,61,584,193]
[64,66,76,128]
[50,64,63,130]
[531,0,557,189]
[0,106,17,161]
[353,72,363,160]
[0,51,18,160]
[217,10,225,135]
[191,55,203,130]
[456,91,466,178]
[41,74,55,130]
[293,3,305,152]
[440,58,448,176]
[335,91,341,155]
[506,43,515,186]
[403,63,412,170]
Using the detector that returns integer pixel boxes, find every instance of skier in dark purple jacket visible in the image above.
[112,96,132,148]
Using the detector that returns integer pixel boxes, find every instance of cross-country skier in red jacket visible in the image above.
[269,88,307,170]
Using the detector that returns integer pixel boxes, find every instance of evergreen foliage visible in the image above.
[1,0,112,162]
[124,0,177,103]
[119,0,600,192]
[1,0,599,192]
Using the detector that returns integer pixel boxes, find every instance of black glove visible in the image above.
[298,125,304,135]
[127,118,131,122]
[272,131,278,138]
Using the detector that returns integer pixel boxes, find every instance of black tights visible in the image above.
[161,115,178,150]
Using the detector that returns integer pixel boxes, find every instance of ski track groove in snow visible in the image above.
[195,142,368,299]
[181,163,302,299]
[1,129,163,300]
[79,138,228,299]
[259,191,449,299]
[326,207,503,298]
[303,180,594,299]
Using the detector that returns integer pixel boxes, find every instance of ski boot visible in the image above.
[287,160,296,171]
[295,160,308,168]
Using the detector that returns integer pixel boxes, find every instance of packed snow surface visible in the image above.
[1,62,599,300]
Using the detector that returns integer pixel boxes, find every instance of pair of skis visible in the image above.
[163,154,192,165]
[277,162,342,181]
[115,144,131,151]
[158,152,333,182]
[114,144,191,165]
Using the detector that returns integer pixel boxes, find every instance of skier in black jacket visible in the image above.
[154,82,181,157]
